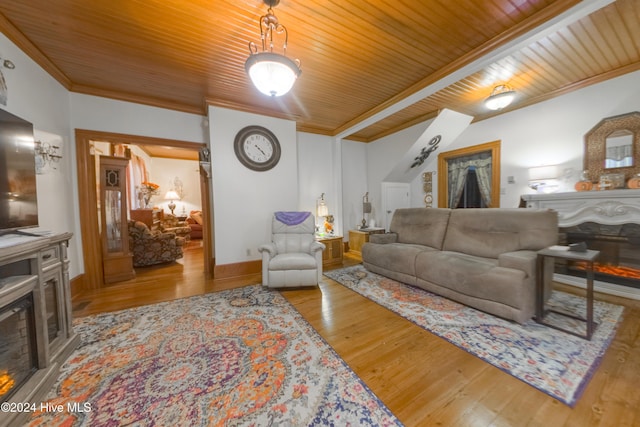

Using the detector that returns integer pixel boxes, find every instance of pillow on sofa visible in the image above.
[190,210,203,225]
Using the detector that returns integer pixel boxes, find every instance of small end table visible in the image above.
[536,246,600,340]
[348,228,385,254]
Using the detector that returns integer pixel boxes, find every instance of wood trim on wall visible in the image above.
[213,260,262,280]
[437,140,501,208]
[70,274,85,300]
[75,129,212,289]
[200,162,214,278]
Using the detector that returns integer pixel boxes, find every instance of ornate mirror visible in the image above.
[584,111,640,182]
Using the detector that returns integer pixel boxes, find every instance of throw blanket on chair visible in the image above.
[275,211,311,226]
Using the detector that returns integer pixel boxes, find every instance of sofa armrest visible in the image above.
[498,250,536,277]
[258,243,277,259]
[499,250,554,302]
[369,233,398,244]
[143,232,176,242]
[310,241,326,254]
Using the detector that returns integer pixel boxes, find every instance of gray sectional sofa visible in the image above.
[361,208,558,324]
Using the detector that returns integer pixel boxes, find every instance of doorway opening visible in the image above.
[437,140,501,208]
[456,167,488,208]
[75,129,213,293]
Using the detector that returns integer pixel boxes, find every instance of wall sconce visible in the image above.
[528,165,560,193]
[1,58,15,69]
[361,192,372,229]
[199,147,211,178]
[34,140,62,173]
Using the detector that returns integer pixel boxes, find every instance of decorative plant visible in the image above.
[138,181,160,208]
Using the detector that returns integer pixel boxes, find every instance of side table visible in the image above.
[316,235,343,267]
[536,246,600,340]
[348,228,385,253]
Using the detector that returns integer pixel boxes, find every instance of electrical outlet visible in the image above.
[507,176,515,184]
[246,248,251,256]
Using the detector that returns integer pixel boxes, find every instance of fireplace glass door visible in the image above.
[0,295,38,403]
[562,223,640,288]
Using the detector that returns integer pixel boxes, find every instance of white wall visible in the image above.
[437,70,640,208]
[297,131,336,225]
[209,106,298,264]
[148,158,201,215]
[341,140,368,235]
[0,33,80,275]
[358,69,640,221]
[69,94,207,144]
[363,121,430,227]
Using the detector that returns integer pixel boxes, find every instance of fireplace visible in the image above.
[561,222,640,288]
[0,294,38,403]
[0,233,78,427]
[522,189,640,296]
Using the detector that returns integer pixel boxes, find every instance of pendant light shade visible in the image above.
[245,0,301,97]
[245,53,301,97]
[484,84,516,110]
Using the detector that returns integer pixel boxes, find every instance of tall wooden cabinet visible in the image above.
[99,156,135,283]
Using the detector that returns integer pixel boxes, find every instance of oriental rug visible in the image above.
[325,265,624,407]
[28,285,402,427]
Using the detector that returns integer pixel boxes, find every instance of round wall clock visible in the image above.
[233,125,281,171]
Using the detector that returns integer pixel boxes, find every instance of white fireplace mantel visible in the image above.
[522,189,640,227]
[522,189,640,300]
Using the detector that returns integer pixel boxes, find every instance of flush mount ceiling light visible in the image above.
[484,84,516,110]
[245,0,301,97]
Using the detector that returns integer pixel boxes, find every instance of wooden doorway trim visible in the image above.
[75,129,213,290]
[437,140,501,208]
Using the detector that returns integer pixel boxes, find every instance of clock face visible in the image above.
[234,126,281,171]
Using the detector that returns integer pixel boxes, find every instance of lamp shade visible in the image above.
[164,190,180,201]
[317,202,328,218]
[485,85,516,110]
[245,52,301,97]
[528,165,559,181]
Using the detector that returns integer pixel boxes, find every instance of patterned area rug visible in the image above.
[28,285,402,426]
[325,265,624,406]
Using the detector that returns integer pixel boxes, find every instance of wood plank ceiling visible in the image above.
[0,0,638,142]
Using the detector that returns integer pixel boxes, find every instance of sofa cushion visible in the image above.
[389,208,451,249]
[442,208,558,259]
[362,242,436,277]
[269,253,318,271]
[415,250,528,310]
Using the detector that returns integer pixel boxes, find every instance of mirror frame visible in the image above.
[584,111,640,182]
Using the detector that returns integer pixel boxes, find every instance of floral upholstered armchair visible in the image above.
[160,214,192,241]
[128,220,185,267]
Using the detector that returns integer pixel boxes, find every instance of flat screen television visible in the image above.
[0,108,38,235]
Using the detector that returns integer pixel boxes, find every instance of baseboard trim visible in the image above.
[70,274,85,299]
[554,273,640,300]
[214,260,261,279]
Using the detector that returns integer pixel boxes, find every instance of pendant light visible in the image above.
[245,0,301,97]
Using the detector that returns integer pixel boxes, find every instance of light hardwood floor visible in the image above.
[72,244,640,427]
